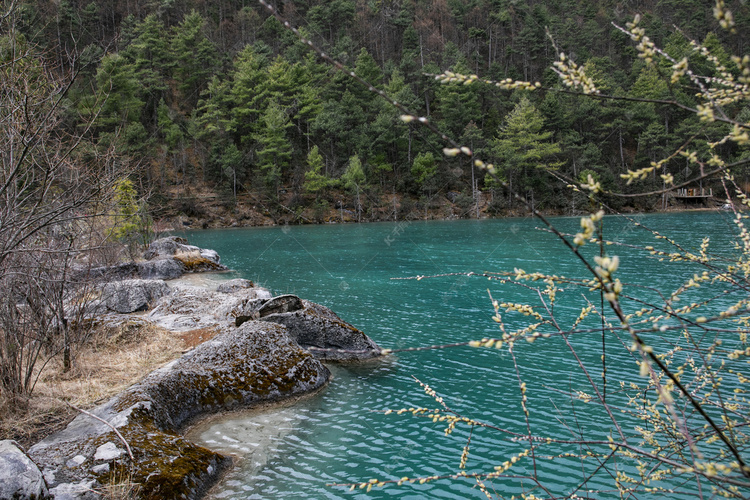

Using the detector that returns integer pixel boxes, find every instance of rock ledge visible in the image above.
[19,243,382,499]
[28,322,330,500]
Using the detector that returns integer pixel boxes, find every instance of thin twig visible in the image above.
[64,401,134,462]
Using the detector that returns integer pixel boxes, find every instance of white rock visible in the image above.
[94,442,124,461]
[200,248,221,264]
[91,463,109,474]
[0,440,49,500]
[66,454,86,467]
[49,479,96,500]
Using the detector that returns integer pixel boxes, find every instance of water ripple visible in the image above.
[183,214,736,499]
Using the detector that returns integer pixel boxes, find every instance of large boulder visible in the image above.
[72,237,226,282]
[257,294,304,317]
[0,440,49,500]
[72,238,226,283]
[100,279,171,313]
[144,237,223,271]
[156,287,381,361]
[147,282,273,331]
[28,322,330,500]
[142,236,194,261]
[262,299,382,362]
[136,258,185,280]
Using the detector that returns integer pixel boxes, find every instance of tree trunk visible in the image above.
[356,187,361,222]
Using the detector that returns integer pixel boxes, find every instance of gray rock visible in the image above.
[232,298,272,326]
[47,480,97,500]
[263,299,382,362]
[217,280,272,302]
[258,294,304,317]
[147,284,228,331]
[147,288,380,361]
[216,278,255,294]
[143,237,226,275]
[72,238,225,286]
[77,262,139,281]
[250,288,272,300]
[100,279,171,313]
[29,322,330,499]
[143,236,190,260]
[90,464,109,475]
[0,439,49,500]
[199,248,220,264]
[144,237,222,265]
[148,283,271,331]
[137,258,185,280]
[65,455,86,468]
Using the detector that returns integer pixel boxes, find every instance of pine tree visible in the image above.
[94,53,143,129]
[228,46,267,143]
[370,69,421,186]
[341,154,366,221]
[435,63,481,138]
[256,100,292,199]
[171,10,218,108]
[220,142,243,204]
[304,146,337,199]
[124,14,171,127]
[491,96,562,209]
[411,152,437,197]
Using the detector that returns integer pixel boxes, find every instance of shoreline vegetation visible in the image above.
[0,276,233,451]
[159,191,727,231]
[10,0,738,239]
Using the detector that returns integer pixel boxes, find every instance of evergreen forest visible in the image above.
[8,0,750,224]
[3,2,750,497]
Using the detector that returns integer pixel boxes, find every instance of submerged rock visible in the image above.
[28,322,330,500]
[0,440,49,500]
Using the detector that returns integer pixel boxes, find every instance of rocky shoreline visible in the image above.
[157,193,725,232]
[0,237,382,500]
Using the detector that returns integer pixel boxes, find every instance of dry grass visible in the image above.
[174,249,203,262]
[176,327,220,349]
[95,470,141,500]
[0,321,200,448]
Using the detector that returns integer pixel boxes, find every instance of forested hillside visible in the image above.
[14,0,750,225]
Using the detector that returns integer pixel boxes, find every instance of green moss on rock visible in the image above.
[29,322,330,499]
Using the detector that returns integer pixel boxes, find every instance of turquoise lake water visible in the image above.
[181,212,744,499]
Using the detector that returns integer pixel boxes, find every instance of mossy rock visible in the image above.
[29,322,330,499]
